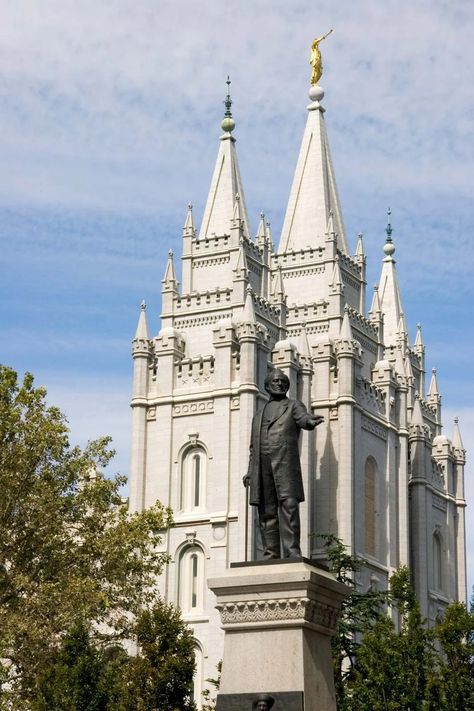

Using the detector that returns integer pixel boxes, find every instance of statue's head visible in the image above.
[264,369,290,400]
[252,693,275,711]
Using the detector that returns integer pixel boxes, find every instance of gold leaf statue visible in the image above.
[310,29,333,85]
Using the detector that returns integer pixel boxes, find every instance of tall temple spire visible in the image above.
[377,208,404,347]
[199,78,251,241]
[278,51,347,254]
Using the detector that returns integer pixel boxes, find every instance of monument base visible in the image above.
[208,560,348,711]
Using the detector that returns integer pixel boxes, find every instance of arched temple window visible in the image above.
[364,457,377,557]
[178,544,205,615]
[191,643,204,708]
[180,447,206,512]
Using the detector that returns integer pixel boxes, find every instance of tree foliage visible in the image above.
[319,534,474,711]
[0,366,179,708]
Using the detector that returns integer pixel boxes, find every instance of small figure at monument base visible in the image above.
[252,693,275,710]
[243,369,323,559]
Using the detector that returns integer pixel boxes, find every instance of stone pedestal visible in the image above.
[208,560,348,711]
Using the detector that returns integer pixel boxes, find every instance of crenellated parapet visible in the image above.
[175,355,215,388]
[272,245,326,268]
[176,288,232,313]
[355,375,386,416]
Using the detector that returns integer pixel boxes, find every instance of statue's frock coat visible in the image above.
[247,398,316,505]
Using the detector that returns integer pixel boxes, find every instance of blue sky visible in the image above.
[1,0,473,589]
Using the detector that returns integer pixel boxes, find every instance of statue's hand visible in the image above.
[243,474,250,488]
[311,415,324,427]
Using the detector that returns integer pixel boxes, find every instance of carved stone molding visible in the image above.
[173,400,214,417]
[215,597,339,632]
[361,416,387,440]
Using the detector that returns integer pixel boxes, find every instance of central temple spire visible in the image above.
[278,42,347,255]
[198,78,251,241]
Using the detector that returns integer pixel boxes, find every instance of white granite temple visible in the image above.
[129,76,467,702]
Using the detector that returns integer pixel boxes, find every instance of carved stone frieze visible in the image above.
[215,597,339,632]
[361,416,387,440]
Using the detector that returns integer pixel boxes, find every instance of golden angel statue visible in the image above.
[310,29,333,85]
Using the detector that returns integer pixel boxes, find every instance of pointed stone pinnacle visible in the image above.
[452,417,464,450]
[134,300,150,340]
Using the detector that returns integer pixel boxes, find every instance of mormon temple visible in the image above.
[128,67,467,701]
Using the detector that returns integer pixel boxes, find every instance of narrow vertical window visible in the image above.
[193,455,201,508]
[191,553,198,608]
[433,533,443,591]
[364,458,376,556]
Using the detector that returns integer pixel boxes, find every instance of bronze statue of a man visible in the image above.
[243,369,323,559]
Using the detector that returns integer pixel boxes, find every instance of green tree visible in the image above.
[315,534,388,708]
[344,567,434,711]
[32,621,117,711]
[0,366,173,708]
[117,599,196,711]
[426,601,474,711]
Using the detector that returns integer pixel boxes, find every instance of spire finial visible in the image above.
[386,207,393,238]
[383,207,396,257]
[221,76,235,133]
[140,299,146,310]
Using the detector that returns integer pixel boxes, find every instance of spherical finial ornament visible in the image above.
[309,85,324,102]
[384,241,396,256]
[221,116,235,133]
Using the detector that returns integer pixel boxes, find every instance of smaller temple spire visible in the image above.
[414,322,424,352]
[265,220,274,250]
[405,352,414,381]
[134,300,149,340]
[232,192,244,226]
[395,346,406,377]
[452,417,464,451]
[339,305,353,340]
[271,265,286,302]
[234,237,249,278]
[242,284,256,322]
[355,232,365,260]
[330,256,343,293]
[369,284,381,316]
[199,78,251,241]
[183,202,195,235]
[256,211,267,243]
[428,368,440,399]
[298,321,312,358]
[412,393,424,427]
[326,209,335,238]
[162,249,178,288]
